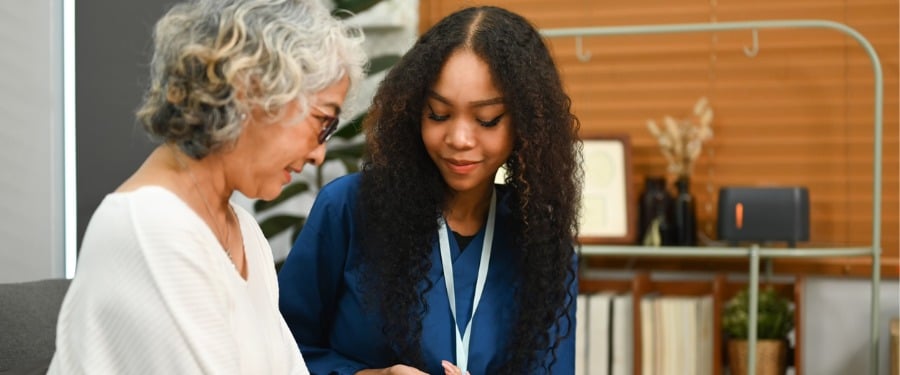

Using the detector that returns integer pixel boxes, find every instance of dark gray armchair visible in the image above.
[0,279,70,374]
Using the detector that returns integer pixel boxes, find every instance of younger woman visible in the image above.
[279,6,581,374]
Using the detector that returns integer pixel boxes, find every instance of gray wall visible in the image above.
[0,0,178,282]
[0,0,65,282]
[804,277,900,375]
[75,0,178,247]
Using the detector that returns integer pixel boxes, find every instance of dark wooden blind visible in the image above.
[420,0,899,277]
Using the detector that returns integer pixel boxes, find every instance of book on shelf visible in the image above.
[697,296,713,375]
[639,295,714,375]
[653,296,666,375]
[576,294,587,375]
[587,292,614,375]
[610,293,633,375]
[641,296,656,375]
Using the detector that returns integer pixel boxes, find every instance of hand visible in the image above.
[441,360,470,375]
[355,364,428,375]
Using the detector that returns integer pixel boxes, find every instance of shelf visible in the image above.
[580,245,874,258]
[577,244,873,374]
[580,255,896,278]
[579,272,804,375]
[545,18,883,374]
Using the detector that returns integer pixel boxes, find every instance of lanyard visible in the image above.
[438,188,496,374]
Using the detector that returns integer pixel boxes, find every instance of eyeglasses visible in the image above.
[313,105,341,144]
[317,114,340,144]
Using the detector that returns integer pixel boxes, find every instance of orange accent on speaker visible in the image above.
[736,203,744,229]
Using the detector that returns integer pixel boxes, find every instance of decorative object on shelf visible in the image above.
[646,97,714,178]
[672,175,697,246]
[638,176,673,246]
[646,97,713,246]
[579,135,637,244]
[722,287,794,375]
[717,186,810,247]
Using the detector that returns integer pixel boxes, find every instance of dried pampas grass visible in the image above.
[646,97,714,177]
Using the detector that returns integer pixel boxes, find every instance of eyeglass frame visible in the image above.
[313,105,341,144]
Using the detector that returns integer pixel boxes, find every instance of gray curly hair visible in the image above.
[137,0,367,159]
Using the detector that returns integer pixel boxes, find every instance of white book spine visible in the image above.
[640,297,655,375]
[587,293,613,375]
[576,294,588,375]
[610,294,633,375]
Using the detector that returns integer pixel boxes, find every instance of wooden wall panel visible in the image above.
[420,0,899,277]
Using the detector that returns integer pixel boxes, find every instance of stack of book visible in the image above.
[575,293,714,375]
[640,295,713,375]
[575,292,634,375]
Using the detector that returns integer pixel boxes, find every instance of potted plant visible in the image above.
[722,286,794,375]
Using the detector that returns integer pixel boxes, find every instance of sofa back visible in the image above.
[0,278,70,373]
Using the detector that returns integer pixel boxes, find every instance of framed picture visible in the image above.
[579,135,636,244]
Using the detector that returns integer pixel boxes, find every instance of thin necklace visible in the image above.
[169,144,236,266]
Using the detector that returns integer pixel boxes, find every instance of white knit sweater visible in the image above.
[48,187,307,374]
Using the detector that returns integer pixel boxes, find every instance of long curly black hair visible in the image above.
[357,6,581,373]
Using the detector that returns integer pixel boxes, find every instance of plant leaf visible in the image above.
[332,114,365,140]
[259,215,305,238]
[721,287,793,339]
[325,142,365,161]
[340,157,360,173]
[332,0,383,18]
[369,54,403,76]
[291,223,305,244]
[254,182,309,213]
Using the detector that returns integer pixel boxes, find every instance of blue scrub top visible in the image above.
[278,173,576,375]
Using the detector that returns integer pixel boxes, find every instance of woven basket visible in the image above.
[727,339,787,375]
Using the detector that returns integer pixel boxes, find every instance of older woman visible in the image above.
[48,0,366,373]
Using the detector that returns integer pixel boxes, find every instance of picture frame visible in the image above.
[578,135,636,244]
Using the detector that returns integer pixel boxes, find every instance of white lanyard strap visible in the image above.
[438,188,496,374]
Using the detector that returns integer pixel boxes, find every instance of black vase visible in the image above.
[672,176,697,246]
[638,176,674,246]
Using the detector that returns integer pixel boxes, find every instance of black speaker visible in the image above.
[717,187,809,244]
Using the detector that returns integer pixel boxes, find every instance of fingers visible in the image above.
[388,364,429,375]
[441,360,462,375]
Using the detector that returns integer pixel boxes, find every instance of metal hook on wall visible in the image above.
[743,29,760,58]
[575,35,592,62]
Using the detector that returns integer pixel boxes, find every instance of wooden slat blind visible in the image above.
[420,0,899,277]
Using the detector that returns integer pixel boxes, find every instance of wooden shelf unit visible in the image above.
[579,272,804,375]
[543,19,885,374]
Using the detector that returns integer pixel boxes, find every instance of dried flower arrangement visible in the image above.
[646,97,714,178]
